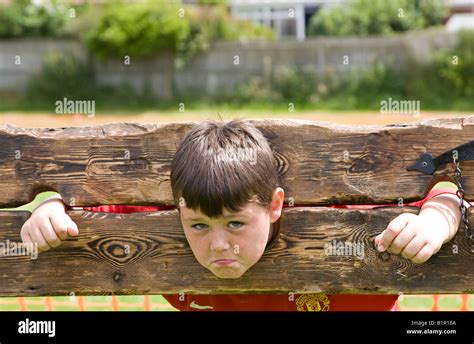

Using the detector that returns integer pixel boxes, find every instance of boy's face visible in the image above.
[179,188,284,279]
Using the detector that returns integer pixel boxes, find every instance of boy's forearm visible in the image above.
[418,194,463,243]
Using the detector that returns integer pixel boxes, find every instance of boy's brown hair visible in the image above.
[170,120,279,218]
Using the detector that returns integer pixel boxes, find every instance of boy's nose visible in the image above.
[209,230,231,252]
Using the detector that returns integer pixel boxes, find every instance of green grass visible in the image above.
[399,296,434,309]
[438,296,462,310]
[1,94,472,114]
[53,306,81,311]
[0,303,21,311]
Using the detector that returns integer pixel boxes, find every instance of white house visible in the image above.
[228,0,473,40]
[228,0,343,41]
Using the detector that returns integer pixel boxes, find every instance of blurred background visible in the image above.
[0,0,473,311]
[0,0,472,127]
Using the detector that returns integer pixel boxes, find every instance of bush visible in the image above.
[328,61,404,107]
[308,0,448,36]
[61,3,105,40]
[233,66,318,104]
[26,52,97,103]
[434,30,474,98]
[233,30,474,111]
[84,2,273,64]
[233,62,404,109]
[0,0,67,38]
[273,66,317,103]
[25,52,153,109]
[176,5,274,67]
[234,77,280,104]
[198,0,227,5]
[85,3,190,59]
[403,30,474,108]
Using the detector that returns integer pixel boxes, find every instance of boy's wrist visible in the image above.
[419,201,459,243]
[32,194,66,213]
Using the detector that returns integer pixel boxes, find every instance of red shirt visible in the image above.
[84,187,458,311]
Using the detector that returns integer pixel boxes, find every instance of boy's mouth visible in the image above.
[212,259,237,266]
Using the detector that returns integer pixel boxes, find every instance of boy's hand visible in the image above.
[374,194,462,264]
[20,197,79,252]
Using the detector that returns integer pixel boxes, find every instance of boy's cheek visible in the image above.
[186,241,208,267]
[182,233,207,266]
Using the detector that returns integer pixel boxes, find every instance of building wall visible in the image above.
[0,30,459,99]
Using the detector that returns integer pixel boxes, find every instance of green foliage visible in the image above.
[84,3,273,63]
[418,0,450,27]
[0,0,272,64]
[0,0,67,38]
[234,62,402,109]
[234,77,280,104]
[233,30,474,111]
[273,66,317,103]
[25,52,154,109]
[26,52,96,102]
[234,66,317,104]
[20,30,474,112]
[61,3,105,40]
[330,61,404,108]
[403,30,474,108]
[176,5,273,67]
[434,30,474,97]
[198,0,227,5]
[308,0,448,36]
[84,3,190,59]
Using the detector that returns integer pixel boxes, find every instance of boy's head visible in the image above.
[171,120,284,279]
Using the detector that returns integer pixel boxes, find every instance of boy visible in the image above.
[20,120,468,311]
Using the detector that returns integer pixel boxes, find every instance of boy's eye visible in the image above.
[191,223,208,230]
[228,221,243,229]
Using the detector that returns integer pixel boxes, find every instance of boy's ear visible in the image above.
[269,187,285,223]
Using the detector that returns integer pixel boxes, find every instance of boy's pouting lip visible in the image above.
[179,187,285,279]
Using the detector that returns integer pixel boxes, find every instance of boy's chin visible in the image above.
[208,267,247,279]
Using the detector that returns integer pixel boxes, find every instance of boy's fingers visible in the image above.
[374,236,380,246]
[389,225,416,255]
[20,225,33,245]
[20,231,38,255]
[49,213,69,240]
[20,222,31,243]
[29,227,50,252]
[38,218,61,248]
[400,236,425,259]
[50,216,67,240]
[411,244,436,264]
[67,219,79,237]
[49,213,78,238]
[376,213,415,252]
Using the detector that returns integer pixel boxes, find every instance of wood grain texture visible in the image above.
[0,207,472,296]
[1,117,474,207]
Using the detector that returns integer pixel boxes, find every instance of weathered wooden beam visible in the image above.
[0,207,472,296]
[1,117,474,207]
